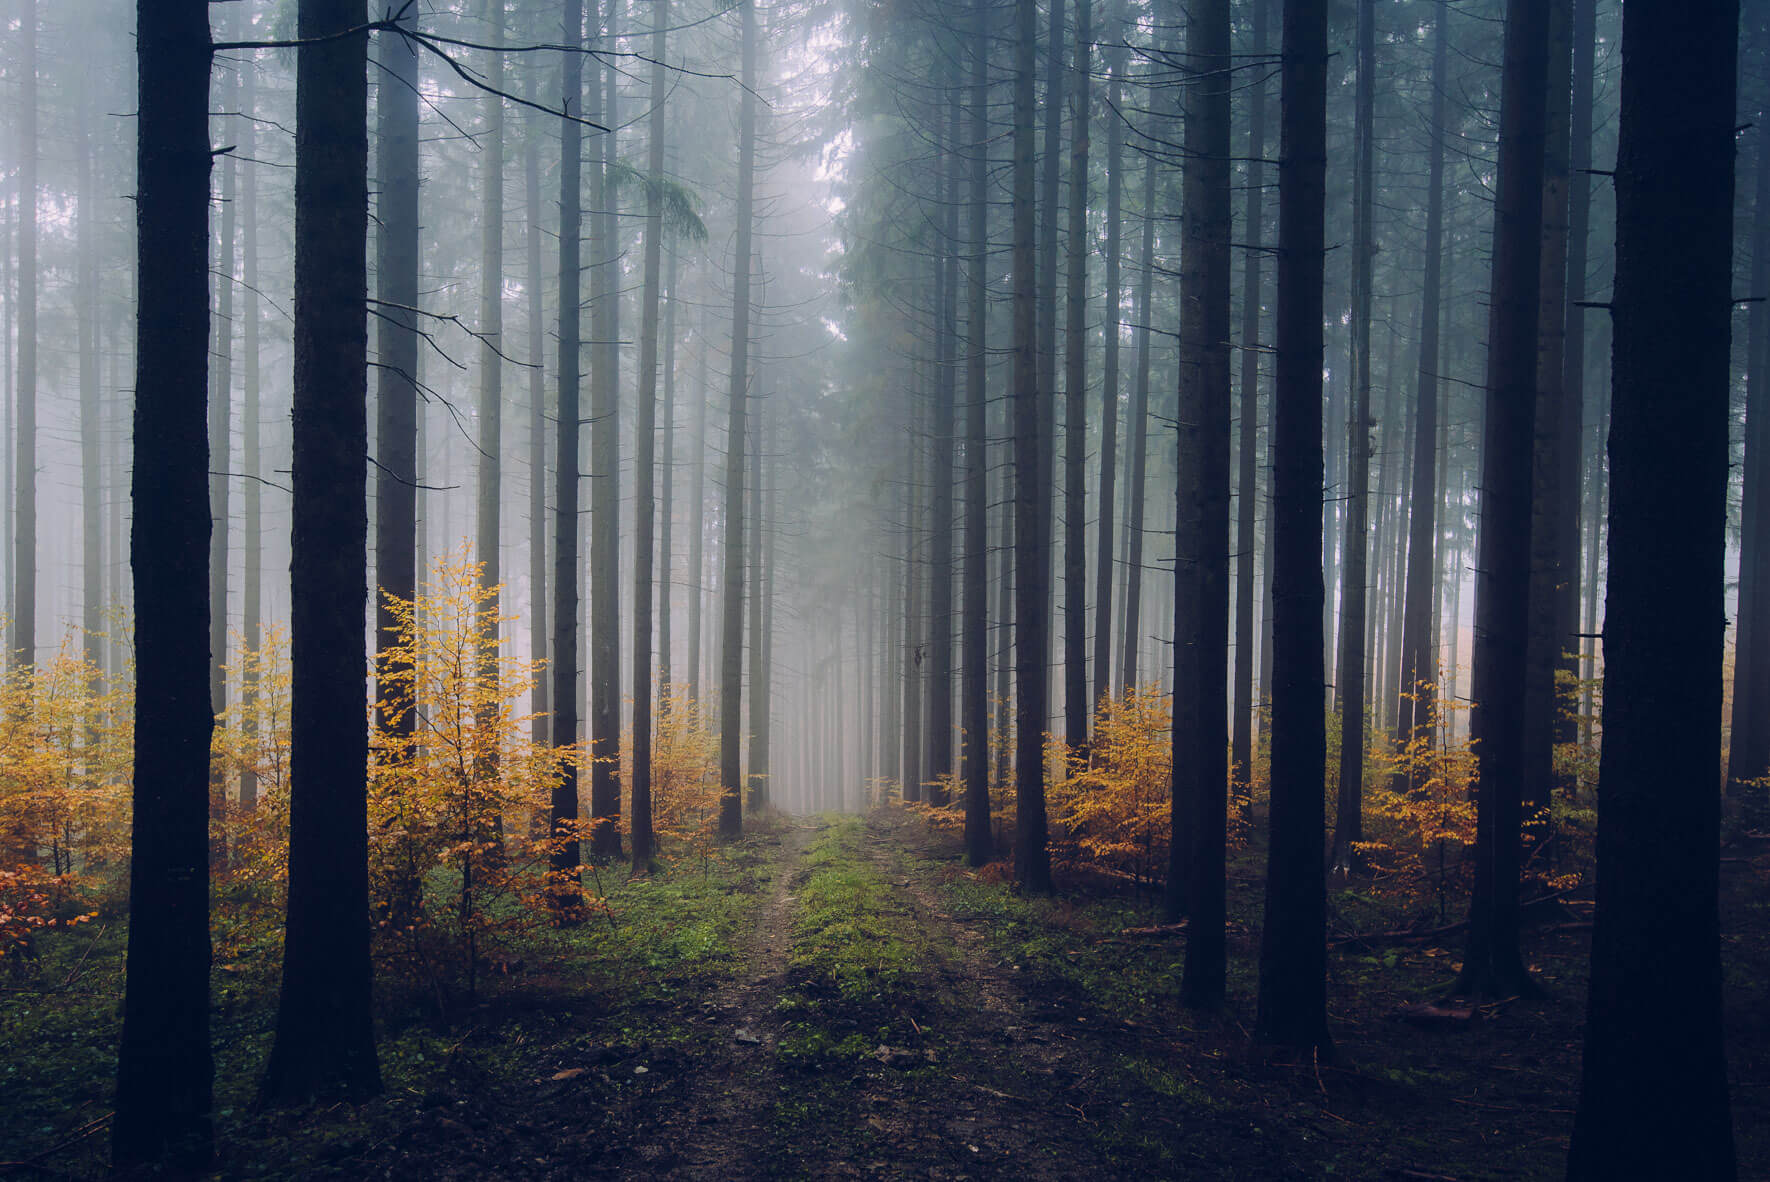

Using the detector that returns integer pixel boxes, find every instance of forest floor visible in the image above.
[4,806,1769,1179]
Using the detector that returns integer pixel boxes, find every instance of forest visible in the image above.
[0,0,1763,1176]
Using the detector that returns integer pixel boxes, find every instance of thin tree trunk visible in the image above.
[1330,0,1375,880]
[476,0,506,700]
[963,0,994,865]
[1061,0,1091,754]
[1013,0,1052,893]
[550,0,587,906]
[1394,0,1449,778]
[239,35,264,811]
[1521,0,1571,861]
[526,63,550,750]
[588,18,622,859]
[929,82,960,805]
[1093,0,1126,714]
[12,0,37,666]
[1231,0,1269,812]
[631,0,669,868]
[689,304,709,701]
[718,0,757,839]
[1119,153,1157,693]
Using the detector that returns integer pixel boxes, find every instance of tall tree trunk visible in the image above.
[477,0,506,696]
[659,229,679,706]
[262,0,382,1104]
[1330,0,1375,881]
[928,83,960,806]
[1119,154,1157,693]
[588,16,622,860]
[1521,0,1571,863]
[1394,0,1449,779]
[112,1,214,1165]
[1728,23,1770,823]
[963,0,994,866]
[1176,0,1233,1008]
[526,63,550,750]
[1013,0,1052,892]
[77,88,103,682]
[1061,0,1091,754]
[718,0,757,839]
[689,304,709,701]
[632,0,669,868]
[1231,0,1269,812]
[210,48,239,759]
[747,396,766,810]
[239,33,264,811]
[1092,0,1126,714]
[1456,0,1550,1001]
[372,0,421,917]
[12,0,37,667]
[1255,0,1331,1058]
[550,0,587,906]
[1567,1,1738,1172]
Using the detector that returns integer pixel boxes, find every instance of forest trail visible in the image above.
[626,811,1182,1180]
[647,819,811,1178]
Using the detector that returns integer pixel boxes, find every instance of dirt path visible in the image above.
[644,821,814,1179]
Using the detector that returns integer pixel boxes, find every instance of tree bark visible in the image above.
[1061,0,1091,754]
[113,1,214,1165]
[1177,0,1233,1009]
[719,0,757,839]
[1012,0,1052,892]
[1330,0,1375,881]
[963,0,993,865]
[261,0,382,1103]
[1457,0,1549,1001]
[1255,0,1331,1058]
[588,14,622,859]
[1567,0,1738,1173]
[631,0,669,868]
[550,0,587,906]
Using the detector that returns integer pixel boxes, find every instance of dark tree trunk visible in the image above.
[1176,0,1232,1010]
[1567,0,1738,1173]
[1522,0,1571,861]
[1061,0,1091,755]
[1728,26,1770,825]
[719,0,757,839]
[11,0,36,668]
[928,80,960,806]
[587,25,621,860]
[688,304,709,701]
[239,33,264,810]
[747,395,766,811]
[551,0,586,904]
[1119,153,1157,693]
[374,0,420,802]
[1330,0,1375,881]
[631,0,669,869]
[1456,0,1550,1001]
[112,1,214,1166]
[525,63,550,750]
[476,0,506,687]
[77,92,102,680]
[1393,0,1449,779]
[659,227,679,707]
[963,0,993,866]
[1012,0,1052,892]
[1231,0,1269,812]
[1255,0,1331,1058]
[261,0,382,1104]
[210,43,238,758]
[1092,0,1126,714]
